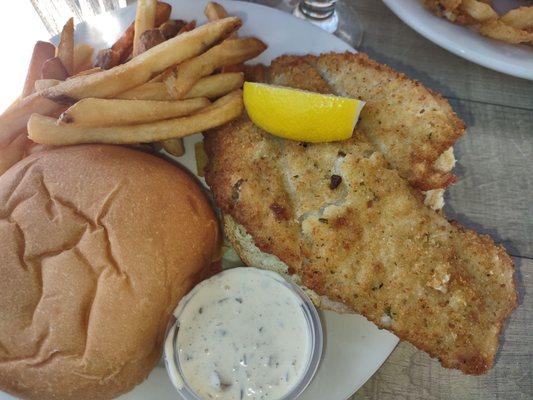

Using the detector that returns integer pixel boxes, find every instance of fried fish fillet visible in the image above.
[305,52,465,190]
[204,54,517,374]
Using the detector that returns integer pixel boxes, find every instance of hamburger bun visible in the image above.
[0,145,220,400]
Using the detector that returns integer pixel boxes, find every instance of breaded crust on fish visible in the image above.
[204,55,516,375]
[303,52,465,190]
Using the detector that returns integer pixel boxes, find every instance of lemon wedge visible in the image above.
[243,82,365,143]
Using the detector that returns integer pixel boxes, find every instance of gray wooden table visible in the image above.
[71,0,532,398]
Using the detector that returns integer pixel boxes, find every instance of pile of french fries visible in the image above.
[424,1,533,44]
[0,1,266,175]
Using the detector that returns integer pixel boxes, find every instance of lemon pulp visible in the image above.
[243,81,365,143]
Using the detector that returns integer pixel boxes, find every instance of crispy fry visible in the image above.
[160,19,185,39]
[28,90,243,145]
[204,2,241,71]
[59,97,210,126]
[111,1,172,64]
[41,57,69,80]
[194,141,208,176]
[118,72,244,100]
[459,0,497,23]
[34,79,60,91]
[167,38,266,98]
[95,48,121,70]
[137,29,166,54]
[149,66,175,82]
[133,0,158,57]
[178,20,197,34]
[479,19,533,43]
[424,0,533,45]
[501,6,533,30]
[0,93,62,149]
[147,21,198,82]
[159,138,185,156]
[57,18,74,75]
[154,18,195,159]
[205,2,229,21]
[185,72,244,98]
[116,82,170,100]
[73,43,94,74]
[44,17,241,102]
[69,67,103,78]
[110,24,134,64]
[22,41,56,97]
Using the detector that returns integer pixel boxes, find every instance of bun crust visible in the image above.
[0,145,219,400]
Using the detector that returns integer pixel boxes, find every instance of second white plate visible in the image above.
[383,0,533,80]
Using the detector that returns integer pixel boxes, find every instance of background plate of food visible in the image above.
[382,0,533,80]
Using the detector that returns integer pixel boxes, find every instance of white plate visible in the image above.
[382,0,533,80]
[0,2,398,399]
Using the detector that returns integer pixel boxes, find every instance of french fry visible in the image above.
[167,38,265,99]
[118,72,244,100]
[137,29,166,54]
[157,138,186,156]
[459,0,497,23]
[57,18,74,75]
[73,43,95,74]
[41,57,69,80]
[194,141,208,176]
[0,93,63,148]
[111,1,172,64]
[178,20,197,34]
[35,79,61,91]
[28,90,243,145]
[155,16,188,157]
[160,19,186,40]
[479,20,533,43]
[205,2,243,72]
[204,1,237,43]
[205,2,229,21]
[501,7,533,30]
[69,67,103,78]
[145,21,197,82]
[149,66,175,83]
[133,0,158,57]
[44,17,241,102]
[22,41,56,97]
[95,48,121,70]
[59,97,210,126]
[185,72,244,98]
[116,82,171,100]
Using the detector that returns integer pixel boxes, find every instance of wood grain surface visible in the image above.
[124,1,533,398]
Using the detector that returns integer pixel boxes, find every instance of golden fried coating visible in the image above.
[302,52,465,190]
[204,55,516,375]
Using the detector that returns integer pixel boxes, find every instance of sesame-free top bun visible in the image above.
[0,145,220,400]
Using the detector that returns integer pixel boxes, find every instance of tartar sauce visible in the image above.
[166,268,313,400]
